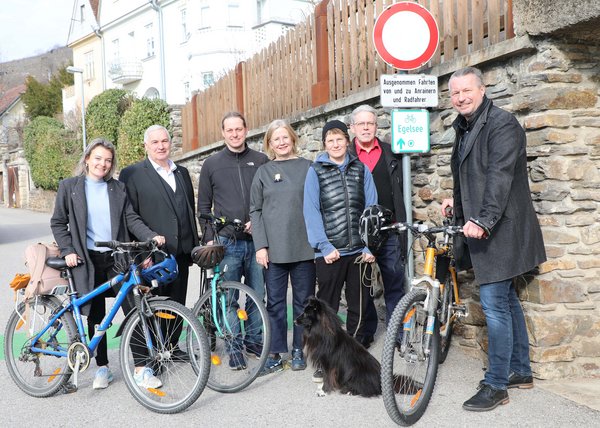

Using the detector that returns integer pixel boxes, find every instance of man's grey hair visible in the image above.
[144,125,171,143]
[449,66,484,87]
[351,104,378,124]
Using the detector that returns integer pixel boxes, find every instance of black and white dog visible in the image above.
[295,296,382,397]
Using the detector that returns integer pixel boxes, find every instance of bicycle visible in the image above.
[379,219,468,426]
[191,213,270,393]
[4,240,210,414]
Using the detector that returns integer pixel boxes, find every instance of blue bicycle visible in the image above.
[4,240,210,414]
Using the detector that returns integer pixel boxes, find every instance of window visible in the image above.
[80,4,85,22]
[84,51,95,80]
[145,23,155,57]
[227,3,243,28]
[200,6,210,29]
[202,72,214,87]
[180,8,189,42]
[112,38,120,60]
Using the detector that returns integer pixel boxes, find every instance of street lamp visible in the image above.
[66,66,87,151]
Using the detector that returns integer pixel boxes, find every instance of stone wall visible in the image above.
[176,35,600,380]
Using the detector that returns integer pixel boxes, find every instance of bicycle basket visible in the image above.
[141,255,178,284]
[191,244,225,269]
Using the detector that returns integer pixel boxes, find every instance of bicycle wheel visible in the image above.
[381,288,440,426]
[192,281,270,393]
[120,299,210,414]
[438,278,455,364]
[4,296,76,397]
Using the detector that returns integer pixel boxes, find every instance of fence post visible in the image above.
[311,0,330,108]
[235,62,245,115]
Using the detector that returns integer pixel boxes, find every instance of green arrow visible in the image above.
[397,138,405,148]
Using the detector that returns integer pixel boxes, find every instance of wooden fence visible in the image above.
[182,0,513,152]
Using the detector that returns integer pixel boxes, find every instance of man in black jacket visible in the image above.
[442,67,546,412]
[197,111,268,369]
[349,105,407,349]
[119,125,198,307]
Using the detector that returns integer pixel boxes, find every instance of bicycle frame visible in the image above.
[28,262,145,358]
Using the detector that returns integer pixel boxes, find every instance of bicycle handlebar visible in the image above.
[94,240,157,251]
[197,213,245,232]
[381,222,463,237]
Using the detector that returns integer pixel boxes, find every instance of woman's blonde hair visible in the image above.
[74,138,117,180]
[263,119,299,160]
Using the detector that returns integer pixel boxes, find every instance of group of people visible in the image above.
[50,66,546,414]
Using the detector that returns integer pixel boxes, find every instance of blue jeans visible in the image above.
[219,237,265,346]
[264,260,316,353]
[480,279,532,390]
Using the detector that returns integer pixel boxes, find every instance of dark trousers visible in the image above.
[154,253,191,348]
[315,254,374,338]
[154,253,190,305]
[89,251,149,367]
[265,260,316,353]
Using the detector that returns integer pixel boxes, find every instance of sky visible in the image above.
[0,0,75,62]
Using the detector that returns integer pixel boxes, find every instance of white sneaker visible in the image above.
[133,367,163,389]
[93,367,114,389]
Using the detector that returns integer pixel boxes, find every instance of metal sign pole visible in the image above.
[402,154,413,284]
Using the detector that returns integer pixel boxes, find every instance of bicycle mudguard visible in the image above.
[113,296,171,337]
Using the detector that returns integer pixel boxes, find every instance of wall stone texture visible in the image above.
[178,35,600,380]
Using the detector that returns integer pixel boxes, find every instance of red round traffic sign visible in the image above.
[373,2,439,70]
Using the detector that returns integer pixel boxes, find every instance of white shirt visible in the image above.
[148,158,177,192]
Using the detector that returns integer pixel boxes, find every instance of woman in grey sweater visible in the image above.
[250,120,316,374]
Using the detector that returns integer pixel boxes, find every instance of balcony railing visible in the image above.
[109,58,143,84]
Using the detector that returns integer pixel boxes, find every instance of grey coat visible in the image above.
[50,176,157,312]
[451,98,546,284]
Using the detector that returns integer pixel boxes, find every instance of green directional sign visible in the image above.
[391,109,430,153]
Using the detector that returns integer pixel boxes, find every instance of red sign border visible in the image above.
[373,2,439,71]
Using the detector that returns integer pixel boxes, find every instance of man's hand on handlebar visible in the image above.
[441,198,454,218]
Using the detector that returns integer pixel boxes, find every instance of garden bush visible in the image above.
[117,97,170,168]
[23,116,80,190]
[85,89,132,144]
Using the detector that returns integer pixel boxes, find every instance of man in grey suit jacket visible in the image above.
[119,125,199,308]
[441,67,546,412]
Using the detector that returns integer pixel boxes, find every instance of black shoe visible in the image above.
[508,372,534,389]
[463,384,509,412]
[358,335,374,349]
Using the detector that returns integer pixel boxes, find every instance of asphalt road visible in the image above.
[1,206,599,427]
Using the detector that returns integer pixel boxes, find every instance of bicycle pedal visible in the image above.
[62,382,78,394]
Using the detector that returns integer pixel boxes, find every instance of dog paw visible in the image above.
[316,390,326,397]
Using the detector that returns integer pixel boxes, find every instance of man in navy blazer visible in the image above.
[119,125,199,307]
[442,67,546,412]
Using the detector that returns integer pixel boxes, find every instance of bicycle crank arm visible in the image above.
[452,303,469,318]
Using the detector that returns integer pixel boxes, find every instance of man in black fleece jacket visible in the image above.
[197,111,268,369]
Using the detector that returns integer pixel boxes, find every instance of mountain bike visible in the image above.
[380,220,468,426]
[191,213,270,393]
[4,240,210,414]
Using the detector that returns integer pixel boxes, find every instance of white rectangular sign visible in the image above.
[391,109,430,154]
[380,74,439,108]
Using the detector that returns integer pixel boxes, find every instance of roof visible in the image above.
[0,84,26,116]
[90,0,100,21]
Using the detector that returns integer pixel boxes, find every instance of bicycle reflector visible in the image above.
[141,255,178,284]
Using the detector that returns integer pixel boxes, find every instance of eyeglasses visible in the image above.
[353,121,376,128]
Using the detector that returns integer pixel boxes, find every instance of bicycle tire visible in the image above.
[192,281,270,393]
[381,288,440,426]
[438,278,455,364]
[120,299,210,414]
[4,296,76,397]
